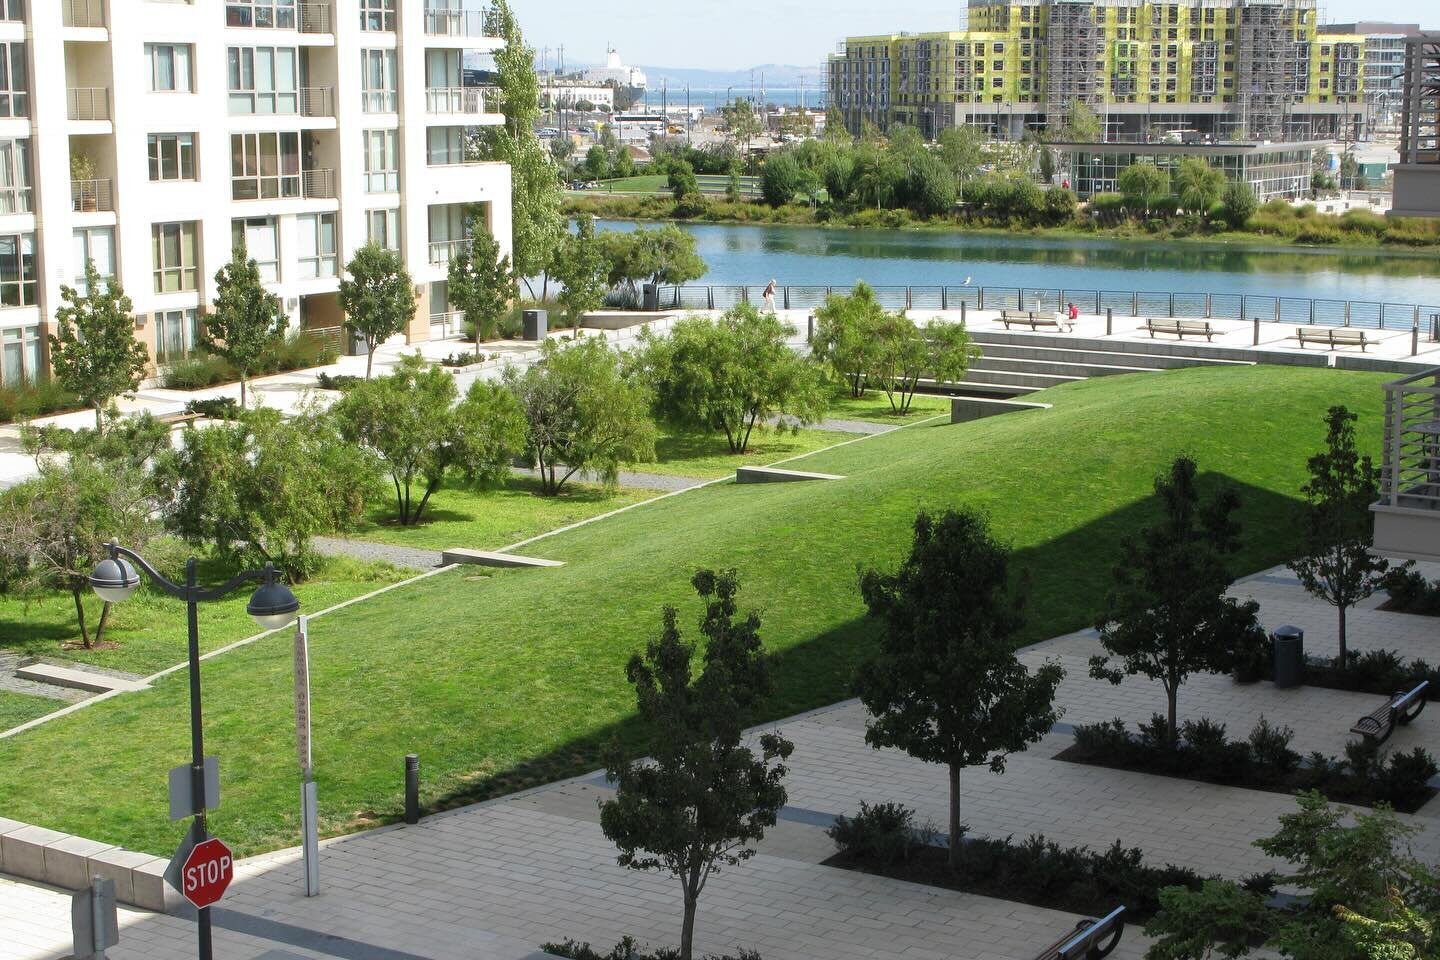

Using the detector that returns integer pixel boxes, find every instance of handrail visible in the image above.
[423,7,501,38]
[428,239,471,264]
[63,0,106,28]
[67,87,110,121]
[300,87,334,118]
[70,178,112,213]
[301,168,335,199]
[1378,368,1440,512]
[425,87,494,115]
[297,1,331,34]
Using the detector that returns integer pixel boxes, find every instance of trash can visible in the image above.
[522,309,547,342]
[1272,625,1304,689]
[642,283,659,312]
[348,328,369,357]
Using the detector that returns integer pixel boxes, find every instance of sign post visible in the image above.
[71,877,119,960]
[294,615,319,896]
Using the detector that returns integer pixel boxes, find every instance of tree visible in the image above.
[1044,186,1078,224]
[720,99,763,152]
[552,214,608,331]
[857,510,1064,870]
[637,304,828,454]
[667,159,698,200]
[548,135,573,165]
[338,243,415,379]
[332,355,525,526]
[159,407,378,581]
[1288,406,1388,670]
[582,144,610,180]
[1220,181,1258,231]
[812,282,888,397]
[47,260,149,431]
[1089,456,1266,742]
[760,151,803,207]
[447,224,514,354]
[1037,145,1057,184]
[505,337,655,496]
[1058,99,1103,142]
[598,225,708,297]
[1118,162,1170,216]
[1174,158,1226,214]
[204,243,287,409]
[871,315,979,414]
[937,125,985,184]
[613,146,635,179]
[904,153,958,216]
[600,569,793,960]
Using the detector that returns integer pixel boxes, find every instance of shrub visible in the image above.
[673,192,709,219]
[1339,208,1388,235]
[440,351,484,368]
[1070,718,1134,761]
[161,355,232,390]
[1381,565,1440,615]
[1294,223,1341,245]
[544,938,761,960]
[1180,718,1250,783]
[315,372,363,392]
[1247,717,1300,774]
[826,802,923,866]
[185,397,241,421]
[259,332,338,373]
[0,379,81,423]
[1376,748,1440,810]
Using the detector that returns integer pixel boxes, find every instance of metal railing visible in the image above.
[301,168,335,199]
[423,7,500,38]
[66,87,110,121]
[428,239,471,264]
[298,1,331,34]
[661,284,1440,336]
[70,178,113,212]
[300,87,334,117]
[300,325,344,353]
[425,87,492,115]
[1378,368,1440,512]
[63,0,106,28]
[430,311,464,338]
[361,91,398,114]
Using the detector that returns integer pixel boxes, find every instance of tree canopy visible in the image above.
[552,214,608,330]
[871,315,979,414]
[47,260,149,431]
[811,282,888,398]
[447,225,514,352]
[338,243,415,378]
[204,243,288,408]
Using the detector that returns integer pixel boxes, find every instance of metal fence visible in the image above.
[659,284,1440,337]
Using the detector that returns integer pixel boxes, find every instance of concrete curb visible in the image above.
[0,817,175,911]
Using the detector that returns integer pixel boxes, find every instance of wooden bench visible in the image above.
[157,411,203,428]
[1297,326,1373,352]
[1145,318,1215,341]
[1350,681,1428,744]
[1032,906,1126,960]
[1002,309,1072,332]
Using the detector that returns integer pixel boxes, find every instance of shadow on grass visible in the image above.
[381,474,1305,825]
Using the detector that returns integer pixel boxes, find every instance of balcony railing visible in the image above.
[71,178,113,212]
[302,168,335,199]
[67,87,110,121]
[430,311,465,338]
[63,0,106,28]
[425,86,494,115]
[300,86,335,117]
[298,1,331,33]
[362,91,398,114]
[423,7,500,38]
[428,238,471,264]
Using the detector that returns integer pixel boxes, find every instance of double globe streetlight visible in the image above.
[89,541,300,960]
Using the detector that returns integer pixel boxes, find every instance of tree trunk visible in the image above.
[240,375,248,410]
[680,889,698,960]
[93,403,104,432]
[947,761,962,872]
[1337,602,1349,670]
[93,602,112,646]
[366,346,375,379]
[72,588,91,649]
[1167,684,1179,745]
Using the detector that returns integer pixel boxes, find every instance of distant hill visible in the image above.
[638,64,817,88]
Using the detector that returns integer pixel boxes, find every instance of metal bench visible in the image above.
[1032,906,1126,960]
[1350,681,1428,744]
[1145,318,1215,341]
[1296,326,1372,352]
[1002,310,1071,332]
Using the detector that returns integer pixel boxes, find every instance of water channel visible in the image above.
[594,220,1440,309]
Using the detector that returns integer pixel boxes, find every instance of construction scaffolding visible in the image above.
[1398,33,1440,164]
[1045,0,1106,127]
[1234,0,1310,140]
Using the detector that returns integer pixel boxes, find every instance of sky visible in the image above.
[520,0,1436,73]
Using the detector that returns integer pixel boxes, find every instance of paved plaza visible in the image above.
[3,563,1435,960]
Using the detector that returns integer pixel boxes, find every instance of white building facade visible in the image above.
[0,0,511,386]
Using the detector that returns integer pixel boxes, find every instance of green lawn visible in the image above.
[825,391,952,424]
[0,367,1388,857]
[351,476,663,552]
[644,426,858,479]
[593,175,668,193]
[0,553,410,677]
[0,691,64,731]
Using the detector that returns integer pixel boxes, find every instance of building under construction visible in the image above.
[828,0,1364,142]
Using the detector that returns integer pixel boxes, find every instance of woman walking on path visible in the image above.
[762,278,777,313]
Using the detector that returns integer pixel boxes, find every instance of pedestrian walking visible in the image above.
[762,278,777,313]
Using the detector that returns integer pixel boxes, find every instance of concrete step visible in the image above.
[970,339,1255,370]
[14,662,147,695]
[968,331,1281,366]
[919,378,1046,398]
[958,367,1088,390]
[968,354,1156,378]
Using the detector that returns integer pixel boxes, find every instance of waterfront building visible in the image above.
[540,79,615,111]
[1319,21,1421,137]
[1060,139,1322,199]
[583,48,647,94]
[828,0,1364,143]
[1389,32,1440,218]
[0,0,512,389]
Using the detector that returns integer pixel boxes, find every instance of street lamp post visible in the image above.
[89,543,300,960]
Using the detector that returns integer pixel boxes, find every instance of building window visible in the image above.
[72,227,115,293]
[366,208,400,249]
[232,216,279,282]
[363,129,399,192]
[297,213,337,279]
[0,139,30,215]
[152,221,198,293]
[231,132,300,200]
[361,49,397,112]
[226,1,296,29]
[0,233,35,307]
[228,47,299,114]
[154,309,200,364]
[148,133,197,181]
[427,126,467,165]
[146,43,194,93]
[0,41,27,118]
[0,1,22,23]
[360,0,395,31]
[1,325,41,385]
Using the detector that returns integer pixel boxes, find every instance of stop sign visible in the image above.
[180,838,234,909]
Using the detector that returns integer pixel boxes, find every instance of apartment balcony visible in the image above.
[70,178,113,213]
[300,86,335,118]
[423,7,500,39]
[225,1,330,32]
[425,86,497,116]
[430,311,464,339]
[428,239,471,265]
[302,168,335,199]
[67,87,110,121]
[298,2,331,33]
[1372,368,1440,563]
[62,0,107,30]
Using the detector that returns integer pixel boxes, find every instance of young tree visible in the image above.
[667,159,698,200]
[720,98,763,153]
[1288,406,1388,670]
[1118,162,1170,217]
[552,214,608,331]
[447,224,514,353]
[1058,99,1103,142]
[47,260,149,431]
[812,282,888,398]
[613,146,635,179]
[598,225,708,302]
[582,145,610,180]
[600,570,794,960]
[936,125,985,184]
[856,509,1064,871]
[338,243,416,379]
[637,305,828,454]
[332,355,525,526]
[1174,157,1226,214]
[871,315,979,414]
[1089,456,1266,742]
[204,243,288,409]
[761,151,803,207]
[1220,180,1258,230]
[904,153,958,217]
[505,337,656,496]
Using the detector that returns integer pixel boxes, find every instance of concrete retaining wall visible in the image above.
[0,817,175,911]
[1334,355,1439,375]
[951,397,1053,423]
[581,311,677,331]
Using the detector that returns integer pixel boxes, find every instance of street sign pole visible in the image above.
[294,616,319,896]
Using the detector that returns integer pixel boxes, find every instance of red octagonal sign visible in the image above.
[181,838,234,909]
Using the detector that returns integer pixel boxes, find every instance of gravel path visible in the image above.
[767,415,902,436]
[312,537,446,571]
[510,465,704,493]
[0,653,99,703]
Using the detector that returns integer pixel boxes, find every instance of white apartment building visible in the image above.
[0,0,512,386]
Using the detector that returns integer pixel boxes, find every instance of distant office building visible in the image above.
[1390,32,1440,217]
[1061,140,1324,200]
[1320,22,1421,136]
[828,0,1364,143]
[540,80,615,111]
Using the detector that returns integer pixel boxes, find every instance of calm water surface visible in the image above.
[597,220,1440,306]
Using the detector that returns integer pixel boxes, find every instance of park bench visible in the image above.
[1031,905,1126,960]
[1296,326,1372,352]
[157,411,203,428]
[1145,318,1215,341]
[1349,681,1428,744]
[1002,309,1072,332]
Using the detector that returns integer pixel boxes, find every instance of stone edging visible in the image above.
[0,816,175,911]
